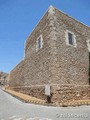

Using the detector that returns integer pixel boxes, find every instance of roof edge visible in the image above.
[25,5,90,50]
[51,5,90,30]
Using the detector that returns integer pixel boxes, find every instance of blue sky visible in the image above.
[0,0,90,73]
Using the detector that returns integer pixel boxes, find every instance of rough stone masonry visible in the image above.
[9,6,90,103]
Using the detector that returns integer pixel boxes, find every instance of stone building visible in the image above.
[0,72,8,86]
[9,6,90,103]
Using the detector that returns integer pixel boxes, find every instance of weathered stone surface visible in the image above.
[0,71,8,85]
[51,85,90,103]
[10,84,90,103]
[9,6,90,102]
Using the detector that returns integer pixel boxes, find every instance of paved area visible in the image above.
[0,88,90,120]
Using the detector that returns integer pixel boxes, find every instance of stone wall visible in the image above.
[8,6,90,105]
[11,86,46,100]
[9,9,55,86]
[46,7,90,85]
[9,60,25,86]
[51,84,90,103]
[9,6,90,87]
[9,84,90,104]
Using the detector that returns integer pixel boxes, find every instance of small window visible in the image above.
[68,32,74,45]
[66,30,76,47]
[36,35,43,52]
[87,40,90,52]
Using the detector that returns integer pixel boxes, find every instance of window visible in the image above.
[87,40,90,52]
[36,35,43,51]
[66,30,76,47]
[68,32,74,45]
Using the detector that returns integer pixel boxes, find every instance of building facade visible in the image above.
[8,6,90,103]
[9,6,90,87]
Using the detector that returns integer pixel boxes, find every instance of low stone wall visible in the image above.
[51,84,90,104]
[8,84,90,104]
[10,86,46,100]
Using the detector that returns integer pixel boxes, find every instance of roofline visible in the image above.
[25,5,90,49]
[25,6,50,46]
[9,60,24,74]
[52,6,90,30]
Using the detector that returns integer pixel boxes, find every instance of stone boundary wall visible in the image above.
[8,84,90,103]
[51,84,90,103]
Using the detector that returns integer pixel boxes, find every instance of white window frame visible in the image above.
[65,30,76,47]
[87,40,90,52]
[36,34,43,52]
